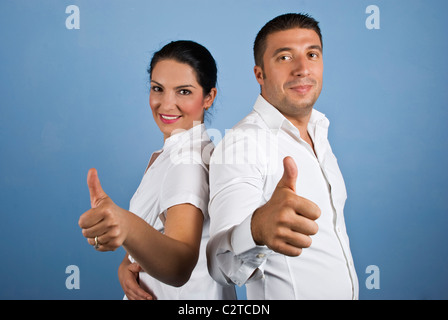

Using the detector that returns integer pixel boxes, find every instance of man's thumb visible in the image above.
[87,168,107,208]
[277,156,298,192]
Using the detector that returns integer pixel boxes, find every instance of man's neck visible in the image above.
[260,93,316,152]
[283,112,315,153]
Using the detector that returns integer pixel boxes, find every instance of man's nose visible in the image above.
[291,55,311,77]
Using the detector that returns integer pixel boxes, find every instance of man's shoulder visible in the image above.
[229,109,268,133]
[211,108,276,165]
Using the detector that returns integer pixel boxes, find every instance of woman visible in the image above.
[78,40,236,300]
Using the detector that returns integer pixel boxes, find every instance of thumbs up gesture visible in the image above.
[78,168,130,251]
[251,157,321,256]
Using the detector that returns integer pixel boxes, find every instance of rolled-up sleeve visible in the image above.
[206,129,273,286]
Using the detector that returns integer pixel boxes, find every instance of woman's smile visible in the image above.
[159,113,182,124]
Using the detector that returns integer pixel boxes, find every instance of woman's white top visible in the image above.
[126,123,236,300]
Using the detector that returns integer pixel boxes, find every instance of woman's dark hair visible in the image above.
[254,13,322,68]
[148,40,217,97]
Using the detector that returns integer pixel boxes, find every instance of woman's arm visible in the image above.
[79,168,204,287]
[123,203,203,287]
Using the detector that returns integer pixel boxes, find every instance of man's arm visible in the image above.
[206,130,273,286]
[207,181,272,286]
[207,155,321,287]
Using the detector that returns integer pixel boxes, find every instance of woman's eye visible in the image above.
[151,86,162,92]
[179,89,191,95]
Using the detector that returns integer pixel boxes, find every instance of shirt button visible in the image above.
[256,253,266,259]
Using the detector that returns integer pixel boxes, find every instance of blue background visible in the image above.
[1,0,447,300]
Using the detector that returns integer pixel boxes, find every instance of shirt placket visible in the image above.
[313,122,358,299]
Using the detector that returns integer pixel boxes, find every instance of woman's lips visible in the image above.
[159,114,182,124]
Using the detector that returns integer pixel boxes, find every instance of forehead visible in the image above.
[265,28,322,53]
[151,59,199,85]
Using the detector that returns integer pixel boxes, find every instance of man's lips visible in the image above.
[289,85,313,94]
[159,113,182,124]
[286,79,316,95]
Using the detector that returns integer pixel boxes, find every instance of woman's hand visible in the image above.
[118,256,156,300]
[78,168,130,251]
[79,168,203,287]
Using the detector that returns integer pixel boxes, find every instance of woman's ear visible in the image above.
[204,88,217,110]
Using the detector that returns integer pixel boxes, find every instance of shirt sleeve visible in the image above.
[206,129,273,286]
[160,162,209,219]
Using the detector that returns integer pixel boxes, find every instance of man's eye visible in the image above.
[309,52,319,59]
[279,55,292,61]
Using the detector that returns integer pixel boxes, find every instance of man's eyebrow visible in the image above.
[272,45,323,57]
[307,45,323,52]
[272,47,293,57]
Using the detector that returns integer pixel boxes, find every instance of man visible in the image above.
[206,13,359,299]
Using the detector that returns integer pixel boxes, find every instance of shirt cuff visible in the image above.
[229,214,272,284]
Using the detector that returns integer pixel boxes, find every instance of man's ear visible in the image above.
[254,65,265,86]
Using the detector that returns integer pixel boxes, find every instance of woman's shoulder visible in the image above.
[166,124,213,168]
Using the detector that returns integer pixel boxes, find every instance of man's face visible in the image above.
[254,28,323,121]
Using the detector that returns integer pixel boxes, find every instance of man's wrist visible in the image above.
[250,206,265,246]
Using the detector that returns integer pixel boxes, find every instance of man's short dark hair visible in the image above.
[253,13,323,68]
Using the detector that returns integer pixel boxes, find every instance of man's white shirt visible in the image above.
[207,95,359,299]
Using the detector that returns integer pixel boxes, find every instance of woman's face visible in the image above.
[150,59,216,140]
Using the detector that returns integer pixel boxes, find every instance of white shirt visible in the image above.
[207,96,359,299]
[127,123,236,300]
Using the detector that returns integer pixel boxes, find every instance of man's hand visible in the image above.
[78,168,130,251]
[251,156,321,256]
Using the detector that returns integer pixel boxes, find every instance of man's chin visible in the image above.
[283,96,317,114]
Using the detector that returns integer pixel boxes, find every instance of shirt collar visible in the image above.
[253,94,329,133]
[253,95,285,130]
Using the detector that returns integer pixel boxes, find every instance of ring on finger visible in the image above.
[94,236,100,249]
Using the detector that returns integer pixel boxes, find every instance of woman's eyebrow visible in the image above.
[150,80,164,87]
[151,80,196,90]
[174,84,196,90]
